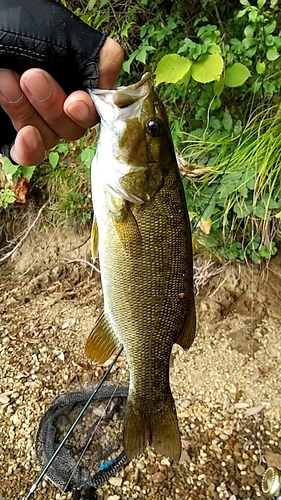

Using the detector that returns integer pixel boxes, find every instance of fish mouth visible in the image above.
[113,72,152,108]
[88,72,152,120]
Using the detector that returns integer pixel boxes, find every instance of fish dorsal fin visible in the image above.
[85,310,120,363]
[176,298,196,350]
[91,215,99,262]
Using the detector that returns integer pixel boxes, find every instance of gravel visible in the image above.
[0,228,281,500]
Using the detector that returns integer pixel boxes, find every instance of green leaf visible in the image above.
[49,151,59,169]
[254,204,266,218]
[265,34,275,47]
[56,143,69,154]
[264,21,277,34]
[243,168,256,189]
[210,96,221,110]
[80,147,96,168]
[230,38,241,46]
[264,198,279,209]
[87,0,96,9]
[19,166,35,180]
[234,202,252,218]
[244,24,255,37]
[2,157,18,177]
[122,50,137,74]
[237,8,248,18]
[242,36,257,49]
[191,53,224,83]
[176,70,191,85]
[224,63,251,87]
[222,111,233,131]
[249,10,258,22]
[135,45,155,64]
[155,54,192,85]
[251,80,262,92]
[213,77,224,96]
[266,47,279,61]
[249,251,261,264]
[202,202,216,220]
[245,46,257,57]
[237,183,248,197]
[274,36,281,49]
[257,0,266,8]
[234,120,243,135]
[256,61,266,74]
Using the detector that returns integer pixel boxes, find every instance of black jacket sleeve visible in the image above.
[0,0,107,159]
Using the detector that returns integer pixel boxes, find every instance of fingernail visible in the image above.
[0,69,23,103]
[67,100,91,121]
[24,71,53,102]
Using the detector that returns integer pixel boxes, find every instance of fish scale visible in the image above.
[86,73,196,461]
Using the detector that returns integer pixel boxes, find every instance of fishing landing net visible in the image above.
[35,382,128,494]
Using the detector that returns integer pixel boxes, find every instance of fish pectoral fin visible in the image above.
[112,207,142,257]
[91,215,99,262]
[85,310,120,363]
[123,392,181,461]
[176,297,196,350]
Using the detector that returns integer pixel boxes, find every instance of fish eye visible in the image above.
[146,118,162,137]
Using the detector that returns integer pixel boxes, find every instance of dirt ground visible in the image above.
[0,223,281,500]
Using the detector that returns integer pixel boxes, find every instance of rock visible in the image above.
[160,457,171,467]
[5,297,18,308]
[57,351,65,362]
[264,452,281,469]
[179,450,190,464]
[61,318,76,330]
[237,463,247,471]
[254,465,266,476]
[0,394,10,405]
[151,472,165,483]
[207,482,215,494]
[108,476,123,487]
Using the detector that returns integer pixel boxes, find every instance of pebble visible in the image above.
[109,477,123,487]
[1,256,281,500]
[151,472,165,483]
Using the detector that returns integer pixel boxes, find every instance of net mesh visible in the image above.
[35,382,128,492]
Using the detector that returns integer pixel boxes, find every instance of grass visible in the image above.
[182,101,281,259]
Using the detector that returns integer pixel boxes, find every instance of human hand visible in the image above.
[0,0,124,166]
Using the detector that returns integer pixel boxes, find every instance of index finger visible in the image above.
[20,69,91,141]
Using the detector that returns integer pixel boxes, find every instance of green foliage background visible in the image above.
[1,0,281,262]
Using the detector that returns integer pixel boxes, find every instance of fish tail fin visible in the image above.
[124,391,181,461]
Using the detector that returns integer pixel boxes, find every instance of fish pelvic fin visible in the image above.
[91,215,99,262]
[176,297,196,350]
[124,391,181,461]
[85,310,120,363]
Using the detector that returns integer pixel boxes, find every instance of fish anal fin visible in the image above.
[176,298,196,350]
[85,310,119,364]
[123,391,181,461]
[91,215,99,262]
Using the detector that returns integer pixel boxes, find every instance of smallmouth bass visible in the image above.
[87,73,196,461]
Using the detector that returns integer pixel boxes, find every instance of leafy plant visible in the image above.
[182,102,281,261]
[0,184,16,209]
[33,134,97,226]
